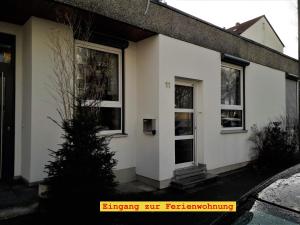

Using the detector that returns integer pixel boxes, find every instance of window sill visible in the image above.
[220,129,248,134]
[112,133,128,138]
[100,133,128,138]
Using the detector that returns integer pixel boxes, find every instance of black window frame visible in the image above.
[221,54,250,131]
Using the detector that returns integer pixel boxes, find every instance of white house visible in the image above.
[227,15,285,53]
[0,0,298,189]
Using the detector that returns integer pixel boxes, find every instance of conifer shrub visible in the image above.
[249,119,300,172]
[45,104,117,199]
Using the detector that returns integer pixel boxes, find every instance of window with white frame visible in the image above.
[221,63,244,129]
[75,41,122,134]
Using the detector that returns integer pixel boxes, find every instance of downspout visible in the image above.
[298,0,300,75]
[298,0,300,74]
[144,0,150,15]
[298,0,300,61]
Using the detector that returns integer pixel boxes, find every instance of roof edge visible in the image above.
[227,15,264,34]
[152,1,290,59]
[53,0,299,75]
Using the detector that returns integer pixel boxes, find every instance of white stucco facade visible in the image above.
[0,16,292,187]
[22,17,141,183]
[241,17,284,53]
[155,35,285,181]
[136,36,160,181]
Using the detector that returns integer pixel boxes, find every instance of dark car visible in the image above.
[211,164,300,225]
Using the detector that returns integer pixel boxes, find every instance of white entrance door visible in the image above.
[175,81,195,169]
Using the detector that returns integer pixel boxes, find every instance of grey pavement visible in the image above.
[0,181,39,221]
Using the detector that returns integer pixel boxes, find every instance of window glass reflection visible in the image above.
[221,67,241,105]
[221,110,242,128]
[76,47,119,101]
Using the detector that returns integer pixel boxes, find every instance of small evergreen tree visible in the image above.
[45,104,117,198]
[45,10,119,204]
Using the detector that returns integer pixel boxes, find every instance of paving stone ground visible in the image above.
[0,181,38,221]
[0,166,275,225]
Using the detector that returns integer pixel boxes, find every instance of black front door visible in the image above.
[0,33,15,181]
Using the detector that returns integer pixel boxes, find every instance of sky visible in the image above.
[166,0,298,59]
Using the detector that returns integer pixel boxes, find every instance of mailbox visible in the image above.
[143,119,156,135]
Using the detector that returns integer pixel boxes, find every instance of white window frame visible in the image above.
[175,79,196,169]
[75,40,123,135]
[221,63,244,131]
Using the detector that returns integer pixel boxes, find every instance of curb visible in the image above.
[0,202,39,221]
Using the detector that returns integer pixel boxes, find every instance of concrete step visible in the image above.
[173,164,207,180]
[171,173,218,190]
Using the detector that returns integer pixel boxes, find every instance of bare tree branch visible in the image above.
[48,6,112,124]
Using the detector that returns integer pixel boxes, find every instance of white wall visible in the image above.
[28,17,68,182]
[0,18,288,184]
[136,36,160,180]
[158,35,220,180]
[209,63,286,170]
[23,17,139,182]
[157,34,286,179]
[0,21,23,177]
[110,41,138,171]
[241,17,284,53]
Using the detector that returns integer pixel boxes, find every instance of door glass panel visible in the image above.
[175,139,193,164]
[175,85,193,109]
[175,112,193,136]
[0,44,12,64]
